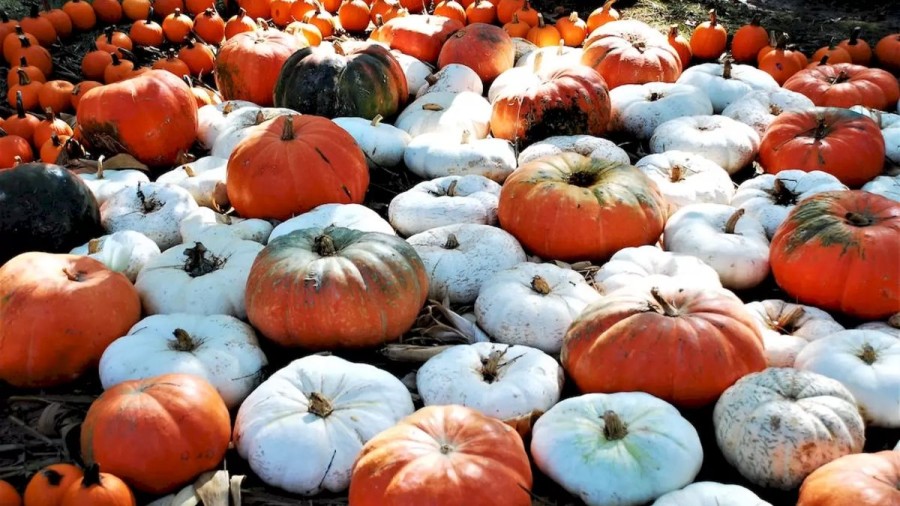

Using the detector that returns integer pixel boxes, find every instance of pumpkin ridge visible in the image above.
[782,195,858,253]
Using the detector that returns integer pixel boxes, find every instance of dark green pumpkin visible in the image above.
[0,163,103,265]
[273,42,409,120]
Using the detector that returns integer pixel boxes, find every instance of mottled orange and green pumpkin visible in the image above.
[770,190,900,321]
[245,227,429,350]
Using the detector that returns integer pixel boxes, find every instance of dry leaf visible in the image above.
[195,470,231,506]
[100,153,150,172]
[380,344,453,363]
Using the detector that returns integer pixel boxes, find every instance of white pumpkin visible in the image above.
[609,82,713,140]
[70,230,161,282]
[415,63,483,98]
[515,44,583,73]
[663,203,770,290]
[722,89,815,137]
[388,175,501,237]
[197,100,257,150]
[474,262,601,353]
[394,91,492,139]
[652,482,772,506]
[268,203,395,242]
[849,105,900,164]
[744,300,845,367]
[210,106,294,159]
[416,342,564,421]
[78,163,150,206]
[403,130,516,182]
[635,150,735,212]
[649,115,761,174]
[795,329,900,428]
[331,115,411,169]
[100,182,199,250]
[593,245,722,295]
[155,156,229,210]
[233,354,415,495]
[730,169,848,238]
[676,61,780,113]
[98,313,267,409]
[511,37,537,61]
[406,223,527,304]
[390,50,434,96]
[713,367,866,490]
[134,233,263,318]
[179,207,274,244]
[861,174,900,202]
[516,135,630,166]
[531,392,704,506]
[857,316,900,339]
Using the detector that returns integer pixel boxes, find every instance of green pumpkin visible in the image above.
[273,43,409,120]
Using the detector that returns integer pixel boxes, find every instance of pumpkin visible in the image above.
[760,107,885,188]
[180,208,274,245]
[62,0,97,31]
[465,0,496,24]
[713,367,866,489]
[225,115,369,220]
[234,355,414,494]
[608,82,713,140]
[784,63,900,111]
[634,150,734,212]
[100,182,199,251]
[416,64,483,98]
[676,60,779,113]
[654,482,772,506]
[122,0,150,20]
[498,152,667,262]
[215,29,305,107]
[24,463,84,506]
[152,0,184,16]
[0,163,104,263]
[371,14,464,64]
[649,115,761,175]
[745,299,845,368]
[267,203,394,241]
[389,175,500,237]
[490,65,611,147]
[390,50,433,96]
[20,4,57,46]
[593,245,723,295]
[0,128,32,169]
[156,155,228,208]
[223,8,257,39]
[77,161,150,207]
[874,33,900,73]
[797,451,900,506]
[394,91,491,139]
[193,7,225,45]
[515,134,629,166]
[70,230,161,283]
[837,27,872,65]
[531,392,703,506]
[563,285,765,407]
[863,174,900,202]
[585,0,618,33]
[209,106,294,159]
[0,252,140,388]
[666,25,691,67]
[80,373,231,494]
[581,20,682,89]
[690,9,727,60]
[39,5,73,39]
[758,33,805,85]
[556,12,586,47]
[178,39,216,76]
[496,0,523,25]
[59,464,135,506]
[732,17,769,63]
[402,131,516,182]
[246,227,428,349]
[274,43,408,120]
[721,88,815,137]
[437,23,514,85]
[0,481,20,506]
[349,404,533,506]
[433,0,466,24]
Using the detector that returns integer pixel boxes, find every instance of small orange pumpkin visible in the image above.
[811,39,852,65]
[193,7,225,45]
[151,49,191,78]
[40,132,71,163]
[502,13,529,39]
[496,0,523,25]
[874,33,900,74]
[33,109,74,147]
[667,25,691,67]
[269,0,295,26]
[102,53,136,83]
[0,128,33,169]
[690,9,727,60]
[3,91,41,140]
[555,11,586,47]
[731,17,768,63]
[95,27,133,53]
[81,47,114,81]
[837,27,872,66]
[586,0,618,33]
[39,5,74,39]
[339,0,371,32]
[71,80,103,110]
[62,0,97,31]
[20,4,58,47]
[438,22,514,84]
[7,75,43,111]
[8,56,46,85]
[433,0,466,24]
[122,0,150,20]
[24,463,84,506]
[178,38,216,76]
[510,0,537,27]
[185,0,215,15]
[92,0,124,24]
[152,0,185,16]
[162,8,193,43]
[0,480,21,506]
[465,0,496,25]
[525,14,560,47]
[224,8,258,39]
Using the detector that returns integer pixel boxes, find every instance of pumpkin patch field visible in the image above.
[1,0,900,504]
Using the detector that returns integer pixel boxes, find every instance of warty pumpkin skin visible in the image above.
[76,69,198,167]
[770,190,900,320]
[797,451,900,506]
[225,114,369,221]
[215,29,306,107]
[273,43,408,120]
[245,227,429,350]
[0,253,141,388]
[497,152,667,262]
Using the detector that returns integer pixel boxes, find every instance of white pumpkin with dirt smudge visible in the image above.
[389,175,501,237]
[609,82,713,140]
[156,155,230,210]
[676,60,779,113]
[332,116,411,169]
[98,313,268,409]
[516,134,630,166]
[70,230,161,282]
[394,91,492,139]
[652,481,771,506]
[744,299,845,368]
[100,182,199,250]
[649,115,760,174]
[403,130,517,183]
[634,150,734,212]
[415,63,483,98]
[197,100,257,149]
[78,163,150,206]
[592,245,722,295]
[722,89,815,137]
[268,203,395,242]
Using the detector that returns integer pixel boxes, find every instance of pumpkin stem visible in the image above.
[104,25,114,44]
[422,103,444,111]
[668,24,679,38]
[370,114,384,127]
[15,89,27,117]
[281,116,295,140]
[648,91,661,102]
[650,287,679,317]
[439,443,453,454]
[95,155,106,179]
[669,164,684,182]
[135,182,162,213]
[601,0,616,12]
[812,116,830,140]
[182,242,225,277]
[531,275,551,295]
[887,313,900,329]
[724,208,745,234]
[858,343,878,365]
[425,73,438,85]
[0,127,6,137]
[480,347,510,384]
[314,234,337,256]
[844,211,874,227]
[307,392,334,417]
[602,410,628,440]
[63,267,85,282]
[829,69,851,85]
[774,306,805,333]
[183,164,196,177]
[170,329,198,352]
[446,179,459,197]
[769,178,797,206]
[41,468,65,486]
[88,238,101,254]
[443,233,460,249]
[567,170,597,188]
[848,26,861,45]
[81,464,103,488]
[708,9,718,26]
[722,58,733,79]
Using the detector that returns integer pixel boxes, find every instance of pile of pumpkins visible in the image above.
[1,0,899,505]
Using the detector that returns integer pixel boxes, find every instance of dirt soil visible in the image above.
[1,1,899,505]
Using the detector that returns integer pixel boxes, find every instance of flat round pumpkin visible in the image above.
[798,451,900,506]
[437,23,514,84]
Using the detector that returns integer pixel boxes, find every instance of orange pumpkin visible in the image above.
[185,0,215,14]
[0,480,21,506]
[226,114,369,220]
[0,253,140,388]
[666,24,691,67]
[37,81,75,115]
[269,0,294,26]
[433,0,466,24]
[193,8,225,45]
[0,128,33,169]
[291,0,318,22]
[502,13,529,38]
[151,50,191,78]
[797,451,900,506]
[0,11,15,42]
[62,0,97,31]
[770,191,900,320]
[372,14,464,64]
[81,48,114,81]
[555,11,586,47]
[349,405,533,505]
[128,8,165,47]
[24,463,84,506]
[215,29,304,106]
[162,8,193,43]
[92,0,124,24]
[562,285,766,407]
[284,21,322,46]
[178,39,216,76]
[585,0,618,33]
[39,132,70,163]
[874,33,900,73]
[759,107,885,188]
[465,0,496,25]
[495,0,523,25]
[80,374,231,495]
[223,8,257,40]
[40,6,73,39]
[102,54,136,83]
[837,27,872,66]
[59,464,134,506]
[509,0,537,27]
[7,73,42,111]
[122,0,150,20]
[20,4,57,47]
[525,14,560,47]
[301,5,336,38]
[152,0,185,16]
[581,20,683,89]
[811,40,852,65]
[757,33,805,85]
[8,56,46,85]
[783,63,900,111]
[437,23,513,84]
[690,9,727,60]
[3,91,41,140]
[6,35,53,78]
[77,69,198,167]
[95,28,132,53]
[71,80,103,110]
[33,109,74,147]
[731,17,768,63]
[237,0,274,18]
[497,152,667,262]
[339,0,371,32]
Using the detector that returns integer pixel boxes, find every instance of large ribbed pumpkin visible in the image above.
[245,227,429,350]
[437,23,514,84]
[0,252,141,388]
[369,14,464,64]
[770,190,900,320]
[225,114,369,220]
[215,28,305,106]
[273,42,408,120]
[561,285,766,408]
[76,69,197,167]
[497,152,667,262]
[783,63,900,111]
[581,20,683,89]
